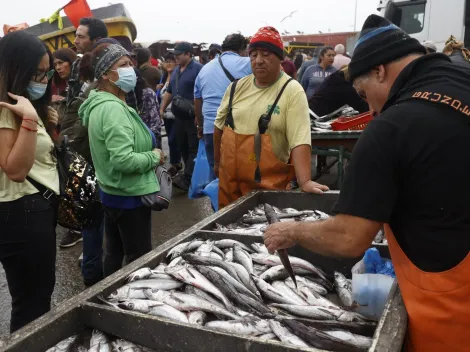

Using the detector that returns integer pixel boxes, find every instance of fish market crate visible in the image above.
[198,190,388,248]
[2,213,401,351]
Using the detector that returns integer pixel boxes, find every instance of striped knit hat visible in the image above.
[249,26,284,59]
[348,15,426,82]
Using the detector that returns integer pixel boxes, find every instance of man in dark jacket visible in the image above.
[264,15,470,351]
[308,68,369,117]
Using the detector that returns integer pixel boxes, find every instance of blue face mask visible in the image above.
[110,67,137,93]
[27,81,48,100]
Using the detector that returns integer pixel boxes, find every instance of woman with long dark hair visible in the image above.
[301,46,337,99]
[78,44,164,276]
[0,31,58,332]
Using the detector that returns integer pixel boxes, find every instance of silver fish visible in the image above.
[210,266,260,301]
[259,265,313,282]
[251,253,328,281]
[224,248,234,262]
[195,241,225,260]
[127,279,183,291]
[324,330,373,350]
[227,261,259,296]
[184,285,224,308]
[118,299,189,323]
[167,240,192,258]
[268,320,310,348]
[45,336,78,352]
[269,304,337,320]
[154,263,167,271]
[251,276,302,305]
[187,311,207,326]
[144,289,240,320]
[112,339,144,352]
[251,243,269,254]
[108,285,147,300]
[271,281,308,305]
[296,287,340,309]
[213,239,253,253]
[167,256,184,267]
[182,254,241,283]
[316,307,369,322]
[334,272,354,307]
[178,239,206,257]
[233,244,254,274]
[148,272,174,280]
[253,264,270,276]
[373,229,385,244]
[127,268,154,282]
[165,265,234,311]
[258,333,279,341]
[89,330,112,352]
[206,317,272,336]
[285,276,328,296]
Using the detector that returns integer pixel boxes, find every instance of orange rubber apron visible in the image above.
[385,225,470,351]
[218,79,295,209]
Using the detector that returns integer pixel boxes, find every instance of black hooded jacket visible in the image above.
[334,54,470,272]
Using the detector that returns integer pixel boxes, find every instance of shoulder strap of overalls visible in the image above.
[224,79,239,129]
[254,77,294,183]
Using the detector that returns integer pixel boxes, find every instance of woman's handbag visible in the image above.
[141,165,172,211]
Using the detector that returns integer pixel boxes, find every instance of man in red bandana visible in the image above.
[214,26,328,208]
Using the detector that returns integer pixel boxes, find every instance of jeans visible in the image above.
[203,133,215,170]
[174,118,199,183]
[103,205,152,277]
[81,204,104,285]
[0,194,56,332]
[163,118,181,165]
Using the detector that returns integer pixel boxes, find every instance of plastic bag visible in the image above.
[189,140,215,199]
[202,178,219,211]
[363,248,395,278]
[352,273,395,321]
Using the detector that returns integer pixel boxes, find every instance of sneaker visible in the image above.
[172,174,190,191]
[59,230,83,248]
[167,165,179,178]
[78,252,83,268]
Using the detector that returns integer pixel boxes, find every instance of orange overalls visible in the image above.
[218,79,295,209]
[385,225,470,351]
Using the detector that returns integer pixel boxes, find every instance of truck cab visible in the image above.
[377,0,470,51]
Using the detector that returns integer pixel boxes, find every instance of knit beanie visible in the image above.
[348,15,426,82]
[249,26,284,60]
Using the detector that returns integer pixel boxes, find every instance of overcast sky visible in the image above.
[2,0,380,44]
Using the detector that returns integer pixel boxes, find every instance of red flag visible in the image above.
[63,0,93,28]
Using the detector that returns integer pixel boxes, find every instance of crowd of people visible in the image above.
[0,12,469,343]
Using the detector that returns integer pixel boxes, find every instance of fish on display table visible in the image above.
[233,244,254,274]
[268,320,310,348]
[325,330,373,350]
[271,281,308,305]
[188,311,208,326]
[45,336,79,352]
[118,299,189,323]
[334,271,355,307]
[89,329,112,352]
[285,276,328,296]
[259,265,312,282]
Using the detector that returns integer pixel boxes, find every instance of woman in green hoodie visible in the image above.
[78,43,164,277]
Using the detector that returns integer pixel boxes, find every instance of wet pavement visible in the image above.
[0,179,212,339]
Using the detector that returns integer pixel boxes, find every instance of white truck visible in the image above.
[377,0,470,50]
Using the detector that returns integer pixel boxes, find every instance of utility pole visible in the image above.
[354,0,358,32]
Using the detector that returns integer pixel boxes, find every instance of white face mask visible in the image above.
[109,67,137,93]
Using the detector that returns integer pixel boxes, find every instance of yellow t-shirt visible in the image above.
[0,108,59,202]
[215,72,311,163]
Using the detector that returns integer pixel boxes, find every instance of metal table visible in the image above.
[311,130,362,186]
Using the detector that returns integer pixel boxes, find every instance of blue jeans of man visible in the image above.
[81,204,104,285]
[203,133,215,170]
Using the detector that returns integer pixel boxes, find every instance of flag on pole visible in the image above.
[63,0,93,28]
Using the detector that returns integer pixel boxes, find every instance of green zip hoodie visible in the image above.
[79,90,160,196]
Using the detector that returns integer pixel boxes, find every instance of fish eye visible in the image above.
[128,303,134,309]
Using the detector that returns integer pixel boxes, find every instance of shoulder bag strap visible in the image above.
[225,79,239,129]
[26,176,55,201]
[175,69,180,95]
[218,56,236,82]
[254,77,294,183]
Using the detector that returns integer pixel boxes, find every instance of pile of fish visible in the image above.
[45,329,154,352]
[373,228,387,245]
[212,204,330,236]
[100,236,378,350]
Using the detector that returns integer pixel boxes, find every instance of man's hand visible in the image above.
[301,180,329,194]
[264,222,298,254]
[159,107,165,118]
[197,126,203,139]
